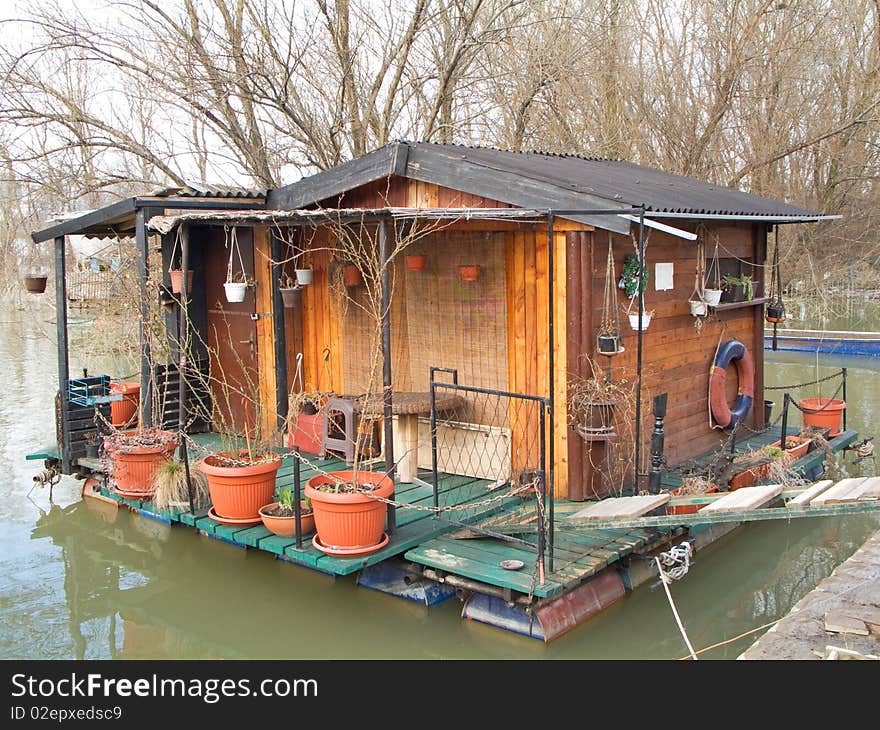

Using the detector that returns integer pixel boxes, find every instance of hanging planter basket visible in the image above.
[342,264,363,287]
[23,275,48,294]
[689,298,708,316]
[766,302,786,323]
[169,269,193,294]
[224,282,247,302]
[295,268,313,286]
[628,311,653,330]
[406,254,427,271]
[597,333,623,357]
[280,285,302,308]
[459,265,480,282]
[704,288,723,307]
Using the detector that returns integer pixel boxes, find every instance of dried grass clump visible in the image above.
[152,460,210,512]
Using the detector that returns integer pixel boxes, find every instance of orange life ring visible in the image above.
[709,339,754,430]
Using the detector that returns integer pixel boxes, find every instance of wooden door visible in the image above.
[205,226,258,435]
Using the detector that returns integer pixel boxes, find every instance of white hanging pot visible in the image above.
[689,299,707,316]
[704,288,722,307]
[224,281,247,302]
[628,312,652,331]
[295,268,313,286]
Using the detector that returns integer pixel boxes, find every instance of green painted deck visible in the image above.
[403,425,856,599]
[92,425,856,601]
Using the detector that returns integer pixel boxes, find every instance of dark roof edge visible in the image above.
[32,198,138,243]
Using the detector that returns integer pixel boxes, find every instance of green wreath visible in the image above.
[619,253,648,298]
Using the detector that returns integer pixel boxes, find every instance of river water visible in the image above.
[2,292,878,660]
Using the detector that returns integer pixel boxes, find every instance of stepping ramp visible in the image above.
[566,494,670,521]
[699,484,784,512]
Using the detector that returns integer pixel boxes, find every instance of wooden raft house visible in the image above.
[27,142,865,642]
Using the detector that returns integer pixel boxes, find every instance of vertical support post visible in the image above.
[546,212,556,543]
[379,218,396,535]
[294,446,303,549]
[536,468,546,586]
[177,225,190,434]
[181,437,195,518]
[270,230,288,429]
[634,208,646,492]
[841,368,847,432]
[430,373,438,518]
[135,207,153,428]
[647,392,667,494]
[540,403,553,572]
[780,393,790,450]
[55,235,71,474]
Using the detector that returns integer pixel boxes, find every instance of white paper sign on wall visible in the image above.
[655,262,674,291]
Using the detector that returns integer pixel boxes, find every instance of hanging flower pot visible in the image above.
[280,285,302,308]
[704,288,723,307]
[689,298,708,316]
[342,264,363,287]
[169,269,193,294]
[459,265,480,282]
[597,332,622,356]
[628,311,653,331]
[224,281,247,302]
[295,268,313,286]
[406,254,427,271]
[766,303,786,323]
[24,275,48,294]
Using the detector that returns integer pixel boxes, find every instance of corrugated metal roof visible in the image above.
[149,183,267,198]
[403,142,820,218]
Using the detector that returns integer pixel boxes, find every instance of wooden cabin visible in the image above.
[33,143,833,501]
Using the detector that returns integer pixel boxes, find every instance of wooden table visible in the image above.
[355,391,463,483]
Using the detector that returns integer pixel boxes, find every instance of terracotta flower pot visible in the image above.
[24,275,48,293]
[259,501,315,537]
[459,265,480,282]
[200,452,282,521]
[304,470,394,554]
[106,430,178,498]
[342,264,363,286]
[169,269,193,294]
[109,382,140,428]
[766,304,786,323]
[668,485,719,515]
[799,397,846,437]
[406,255,427,271]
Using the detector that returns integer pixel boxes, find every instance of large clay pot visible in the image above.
[24,275,48,293]
[200,452,282,520]
[106,430,178,498]
[304,470,393,555]
[799,397,846,437]
[109,381,140,427]
[259,501,315,538]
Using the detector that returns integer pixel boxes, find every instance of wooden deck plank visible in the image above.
[787,480,835,507]
[863,477,880,499]
[812,477,871,505]
[566,494,670,520]
[699,484,784,512]
[407,537,564,597]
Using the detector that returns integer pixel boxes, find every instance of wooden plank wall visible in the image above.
[253,227,279,443]
[566,222,766,496]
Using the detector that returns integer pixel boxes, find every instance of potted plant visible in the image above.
[168,228,193,294]
[259,487,315,538]
[459,264,480,282]
[304,469,394,555]
[342,262,363,287]
[278,274,302,308]
[721,273,754,303]
[84,431,100,459]
[568,371,624,438]
[103,428,179,499]
[152,459,210,513]
[597,236,623,356]
[667,476,719,516]
[618,253,648,298]
[406,254,427,271]
[704,233,723,306]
